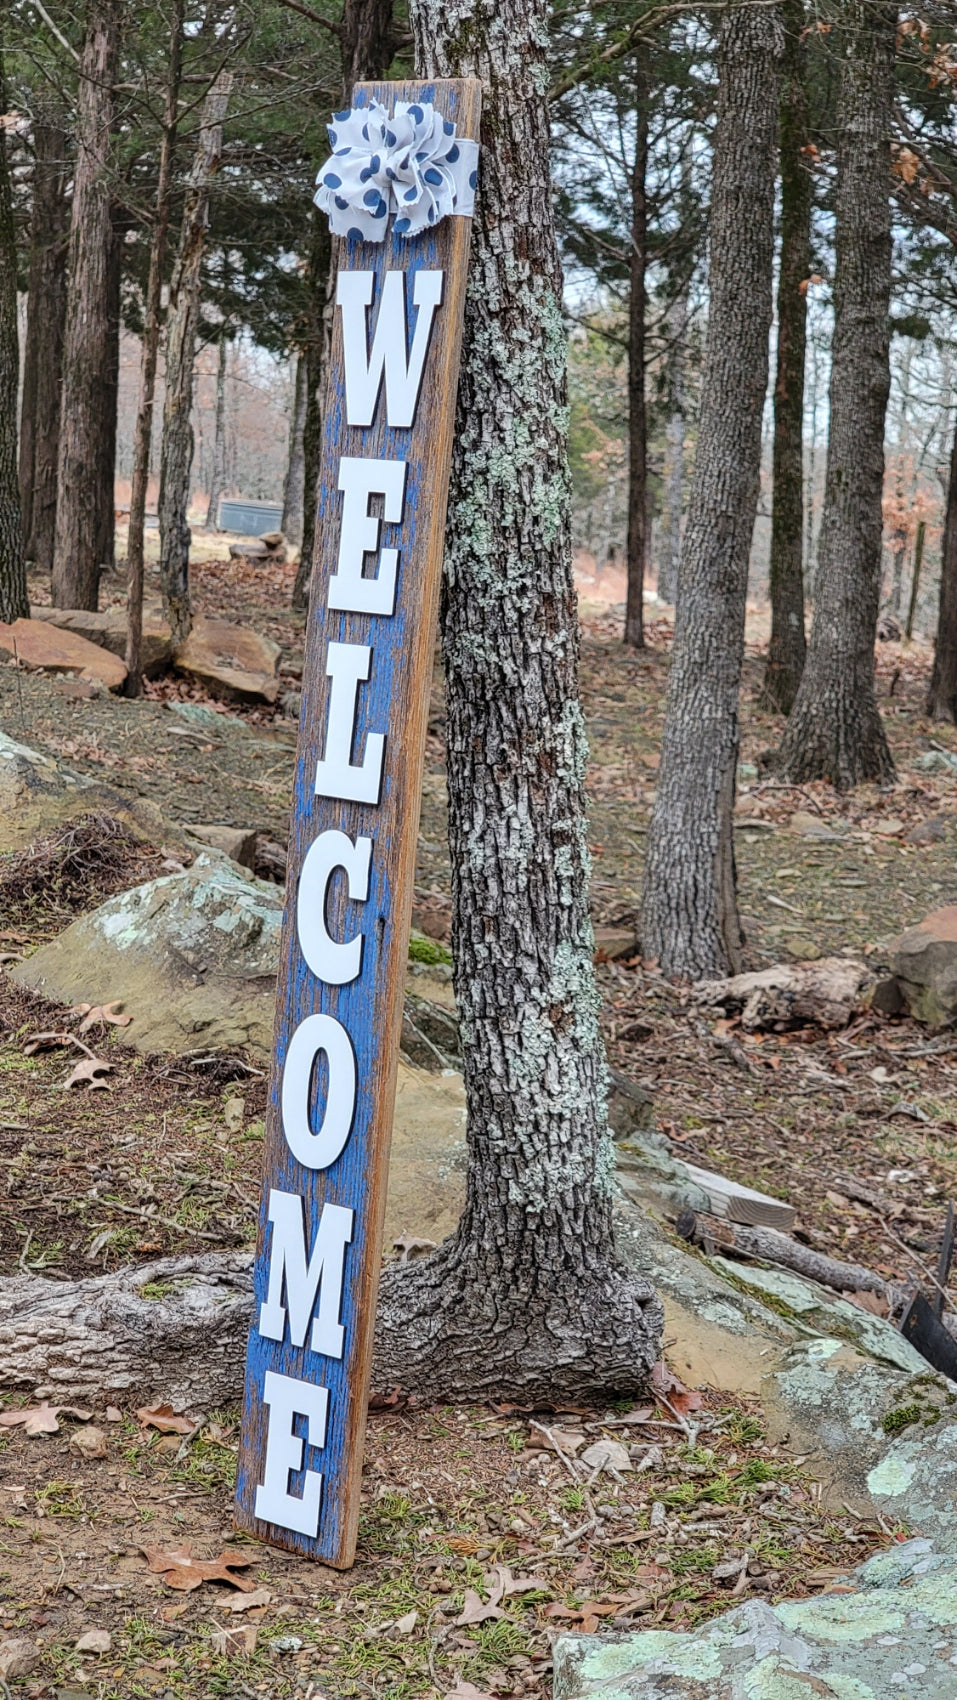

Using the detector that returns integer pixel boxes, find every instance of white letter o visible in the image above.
[281,1014,356,1170]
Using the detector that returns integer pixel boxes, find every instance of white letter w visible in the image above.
[337,270,443,429]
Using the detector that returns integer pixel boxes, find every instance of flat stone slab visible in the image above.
[554,1539,957,1699]
[173,616,281,704]
[0,617,126,690]
[31,605,173,676]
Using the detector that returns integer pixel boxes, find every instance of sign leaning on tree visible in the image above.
[236,79,481,1568]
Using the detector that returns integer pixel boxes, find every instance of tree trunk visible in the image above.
[371,0,662,1405]
[125,0,184,698]
[93,206,123,576]
[204,330,229,530]
[658,294,687,606]
[51,0,121,612]
[292,0,395,612]
[158,72,233,647]
[291,214,332,612]
[280,351,307,546]
[763,0,810,715]
[927,412,957,721]
[623,55,648,651]
[639,3,782,982]
[776,2,896,790]
[0,62,27,624]
[0,1253,252,1409]
[19,108,69,573]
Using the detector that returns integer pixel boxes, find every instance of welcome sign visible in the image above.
[236,78,481,1567]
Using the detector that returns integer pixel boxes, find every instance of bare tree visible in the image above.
[280,351,307,546]
[763,0,810,714]
[158,71,233,646]
[373,0,662,1402]
[51,0,121,611]
[0,85,27,622]
[205,329,229,531]
[125,0,185,696]
[19,104,69,574]
[777,0,896,788]
[639,1,782,980]
[624,52,648,650]
[927,411,957,721]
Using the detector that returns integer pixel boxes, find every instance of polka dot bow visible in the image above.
[314,98,479,241]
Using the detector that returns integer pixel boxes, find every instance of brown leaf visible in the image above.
[444,1684,497,1700]
[135,1404,197,1436]
[892,146,920,184]
[0,1401,91,1436]
[210,1625,258,1655]
[454,1588,506,1627]
[225,1586,272,1614]
[142,1544,256,1593]
[63,1056,112,1090]
[73,1000,132,1034]
[845,1289,889,1318]
[528,1421,585,1456]
[650,1360,703,1416]
[23,1030,74,1055]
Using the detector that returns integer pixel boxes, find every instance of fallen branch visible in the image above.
[676,1210,900,1306]
[694,958,874,1031]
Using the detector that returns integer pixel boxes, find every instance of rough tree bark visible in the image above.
[93,207,123,576]
[639,3,782,981]
[292,0,395,611]
[370,0,662,1404]
[158,72,232,646]
[0,1254,252,1408]
[19,107,69,573]
[280,351,307,546]
[927,412,957,720]
[658,292,687,605]
[125,0,184,697]
[0,80,27,623]
[623,53,648,651]
[204,330,229,530]
[776,1,896,789]
[51,0,121,612]
[763,0,810,714]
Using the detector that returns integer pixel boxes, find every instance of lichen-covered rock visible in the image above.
[554,1539,957,1698]
[887,906,957,1026]
[13,855,283,1057]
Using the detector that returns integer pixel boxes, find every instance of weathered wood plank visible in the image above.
[235,77,481,1567]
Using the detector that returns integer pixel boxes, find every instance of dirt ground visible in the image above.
[2,549,955,1695]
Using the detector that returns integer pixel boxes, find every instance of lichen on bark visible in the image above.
[372,0,661,1402]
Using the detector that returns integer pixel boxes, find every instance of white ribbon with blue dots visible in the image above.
[314,98,479,242]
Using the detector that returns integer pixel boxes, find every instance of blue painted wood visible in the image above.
[235,77,480,1567]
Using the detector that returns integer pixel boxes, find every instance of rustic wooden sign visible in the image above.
[235,77,480,1568]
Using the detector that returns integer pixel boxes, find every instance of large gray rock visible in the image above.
[887,906,957,1026]
[13,854,282,1056]
[554,1539,957,1699]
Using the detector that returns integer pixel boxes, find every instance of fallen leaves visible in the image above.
[71,1000,132,1034]
[135,1403,197,1436]
[63,1055,112,1090]
[142,1544,256,1593]
[579,1438,632,1477]
[211,1624,258,1656]
[0,1401,91,1437]
[651,1360,704,1417]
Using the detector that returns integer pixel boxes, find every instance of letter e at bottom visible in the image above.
[254,1370,329,1536]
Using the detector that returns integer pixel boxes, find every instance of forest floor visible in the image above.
[1,550,955,1696]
